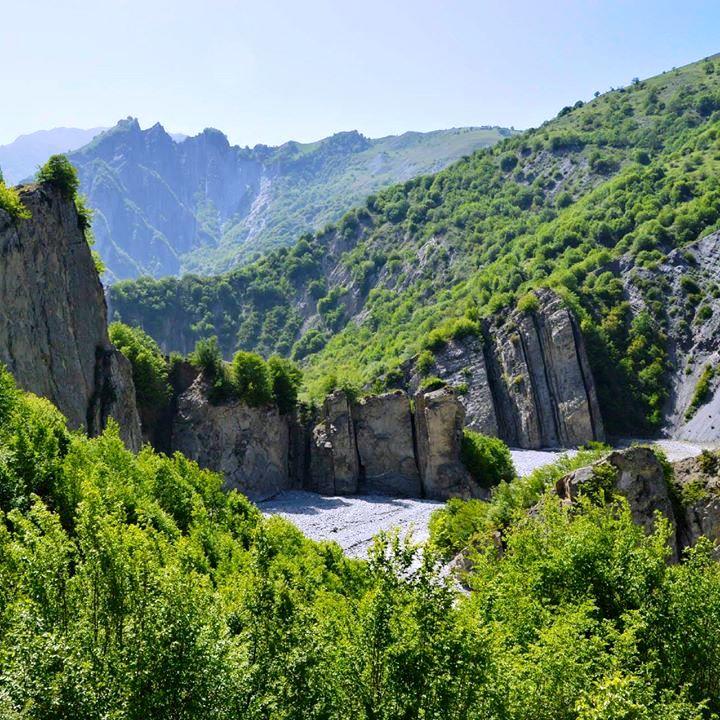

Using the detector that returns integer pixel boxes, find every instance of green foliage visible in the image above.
[0,181,30,220]
[267,356,303,414]
[109,322,171,409]
[110,55,720,428]
[36,154,80,198]
[1,363,720,717]
[419,376,446,392]
[516,291,540,313]
[460,429,515,489]
[231,351,273,406]
[685,364,716,419]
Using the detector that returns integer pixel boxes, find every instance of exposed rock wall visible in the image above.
[416,289,604,449]
[168,382,476,501]
[353,391,421,496]
[0,184,141,450]
[171,376,292,501]
[305,388,475,500]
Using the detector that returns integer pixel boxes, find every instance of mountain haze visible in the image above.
[68,120,514,280]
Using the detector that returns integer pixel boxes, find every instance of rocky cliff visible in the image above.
[414,289,605,449]
[0,184,141,450]
[624,232,720,442]
[167,382,476,501]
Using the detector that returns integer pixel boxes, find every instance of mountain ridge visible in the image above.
[67,119,515,280]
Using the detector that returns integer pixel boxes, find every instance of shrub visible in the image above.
[685,364,716,420]
[416,350,435,376]
[231,351,272,406]
[420,376,446,392]
[516,291,540,313]
[267,356,302,414]
[0,182,30,220]
[109,323,171,409]
[36,155,79,198]
[460,429,515,488]
[189,336,225,380]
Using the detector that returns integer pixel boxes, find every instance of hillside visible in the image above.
[110,54,720,440]
[0,126,107,184]
[68,120,513,280]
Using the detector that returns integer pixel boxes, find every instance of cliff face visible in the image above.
[420,289,605,449]
[171,376,293,501]
[167,384,476,501]
[0,184,141,450]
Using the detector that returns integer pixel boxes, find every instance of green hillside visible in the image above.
[111,54,720,434]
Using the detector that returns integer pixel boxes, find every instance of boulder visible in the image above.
[556,447,677,558]
[353,390,421,495]
[171,376,291,501]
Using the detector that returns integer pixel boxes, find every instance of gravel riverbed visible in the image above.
[259,441,712,557]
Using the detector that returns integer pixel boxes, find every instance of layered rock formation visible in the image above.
[418,289,604,449]
[0,184,141,450]
[168,383,476,501]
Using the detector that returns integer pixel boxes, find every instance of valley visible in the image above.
[2,37,720,718]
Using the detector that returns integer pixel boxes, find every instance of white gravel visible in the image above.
[260,441,712,557]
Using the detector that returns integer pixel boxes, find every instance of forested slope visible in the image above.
[111,54,720,435]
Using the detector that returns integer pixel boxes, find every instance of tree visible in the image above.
[36,155,80,198]
[231,351,272,406]
[267,356,302,414]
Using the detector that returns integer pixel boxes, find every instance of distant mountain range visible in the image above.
[61,119,514,280]
[0,127,108,184]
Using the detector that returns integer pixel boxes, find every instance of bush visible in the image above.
[685,364,716,420]
[419,376,446,392]
[460,429,515,488]
[516,291,540,313]
[416,350,435,376]
[231,351,272,406]
[36,155,79,198]
[267,356,302,414]
[189,336,225,380]
[0,182,30,220]
[109,323,171,409]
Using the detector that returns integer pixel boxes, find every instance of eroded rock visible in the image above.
[0,184,141,450]
[171,376,291,501]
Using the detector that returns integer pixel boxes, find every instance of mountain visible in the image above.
[67,120,515,280]
[110,53,720,442]
[0,126,107,184]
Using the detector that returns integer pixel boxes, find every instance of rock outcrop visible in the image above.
[305,388,475,500]
[169,381,476,501]
[556,446,677,558]
[0,184,141,450]
[171,376,293,501]
[672,451,720,556]
[353,391,421,496]
[416,289,604,450]
[415,388,478,499]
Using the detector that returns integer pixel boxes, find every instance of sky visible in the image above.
[1,0,719,147]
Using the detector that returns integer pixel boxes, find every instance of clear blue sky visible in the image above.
[2,0,719,147]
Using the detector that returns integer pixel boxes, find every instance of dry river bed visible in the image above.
[259,441,712,558]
